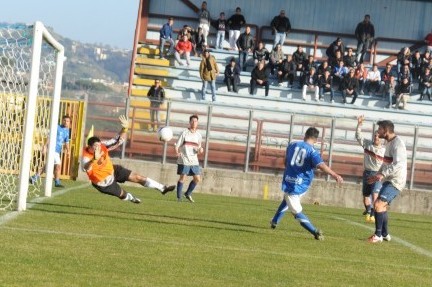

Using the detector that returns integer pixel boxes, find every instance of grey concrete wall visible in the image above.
[77,158,432,215]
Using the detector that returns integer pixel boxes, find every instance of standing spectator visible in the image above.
[250,60,270,97]
[224,57,241,93]
[419,68,432,101]
[270,127,343,240]
[367,120,407,243]
[411,50,422,80]
[424,29,432,53]
[344,47,357,68]
[174,34,192,66]
[199,50,219,102]
[277,54,295,87]
[355,14,375,63]
[192,27,206,57]
[227,7,246,51]
[147,79,165,132]
[236,26,254,72]
[384,75,397,108]
[175,114,204,203]
[270,9,291,48]
[355,62,368,94]
[197,1,211,47]
[302,67,319,101]
[318,69,334,103]
[159,17,175,59]
[269,43,284,75]
[253,41,269,65]
[356,115,385,223]
[214,12,227,50]
[326,37,345,61]
[365,64,381,96]
[342,69,359,104]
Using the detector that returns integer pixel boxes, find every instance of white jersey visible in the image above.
[176,128,202,166]
[356,126,385,172]
[379,136,407,191]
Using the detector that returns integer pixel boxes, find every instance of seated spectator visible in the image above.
[395,76,411,110]
[277,54,295,87]
[253,41,270,65]
[317,60,331,77]
[304,55,316,74]
[411,50,422,80]
[302,67,319,101]
[250,60,270,97]
[343,47,357,68]
[329,50,344,69]
[224,57,241,93]
[227,7,246,51]
[318,69,335,103]
[421,50,431,71]
[333,60,349,90]
[365,64,381,96]
[326,37,345,61]
[399,64,413,83]
[342,69,359,104]
[174,34,192,66]
[236,26,254,72]
[397,47,411,73]
[354,62,368,94]
[419,68,432,101]
[199,50,219,102]
[190,27,206,57]
[270,43,284,75]
[293,45,308,84]
[380,63,395,94]
[384,75,397,109]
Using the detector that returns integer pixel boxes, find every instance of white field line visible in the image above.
[333,216,432,259]
[1,224,431,272]
[0,183,89,226]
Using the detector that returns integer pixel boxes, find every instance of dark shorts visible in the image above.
[378,181,400,204]
[177,164,201,176]
[92,165,132,197]
[362,170,382,196]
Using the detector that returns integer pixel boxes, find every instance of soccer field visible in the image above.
[0,181,431,287]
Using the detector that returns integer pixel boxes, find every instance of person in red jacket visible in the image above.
[174,34,193,66]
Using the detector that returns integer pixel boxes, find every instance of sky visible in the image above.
[0,0,140,50]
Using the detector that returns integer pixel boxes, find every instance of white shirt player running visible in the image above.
[176,128,202,166]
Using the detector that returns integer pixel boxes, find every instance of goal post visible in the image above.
[0,21,65,211]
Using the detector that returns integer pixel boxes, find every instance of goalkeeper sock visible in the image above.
[122,192,133,201]
[143,178,164,191]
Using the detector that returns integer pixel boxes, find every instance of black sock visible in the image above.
[374,212,384,237]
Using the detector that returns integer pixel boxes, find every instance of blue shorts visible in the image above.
[177,164,201,176]
[378,181,400,204]
[362,170,382,196]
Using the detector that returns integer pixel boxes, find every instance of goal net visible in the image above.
[0,22,65,211]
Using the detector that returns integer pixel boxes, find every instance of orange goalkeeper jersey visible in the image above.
[82,145,114,184]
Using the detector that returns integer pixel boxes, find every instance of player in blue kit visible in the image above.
[270,127,343,240]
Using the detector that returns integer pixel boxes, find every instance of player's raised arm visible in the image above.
[317,162,344,183]
[103,115,130,151]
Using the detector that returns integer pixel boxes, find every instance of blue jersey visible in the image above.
[282,141,324,195]
[55,124,70,153]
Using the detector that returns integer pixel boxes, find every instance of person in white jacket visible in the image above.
[367,120,407,243]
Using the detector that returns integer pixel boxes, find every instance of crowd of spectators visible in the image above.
[157,2,432,110]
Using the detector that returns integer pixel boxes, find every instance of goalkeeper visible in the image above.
[81,116,175,203]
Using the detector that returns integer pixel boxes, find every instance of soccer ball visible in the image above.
[157,126,173,142]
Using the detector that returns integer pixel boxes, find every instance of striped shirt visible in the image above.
[176,128,202,166]
[356,126,385,172]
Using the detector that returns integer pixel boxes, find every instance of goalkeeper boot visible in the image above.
[161,185,176,195]
[129,193,141,204]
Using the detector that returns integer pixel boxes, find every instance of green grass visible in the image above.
[0,180,431,287]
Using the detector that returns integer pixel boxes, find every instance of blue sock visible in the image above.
[185,181,197,196]
[272,199,289,224]
[295,212,317,236]
[176,181,183,199]
[55,179,61,185]
[382,211,388,236]
[375,211,384,237]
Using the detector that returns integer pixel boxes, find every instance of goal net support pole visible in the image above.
[17,21,65,211]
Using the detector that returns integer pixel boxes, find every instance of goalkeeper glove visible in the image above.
[119,115,130,132]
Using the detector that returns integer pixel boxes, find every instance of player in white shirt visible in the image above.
[175,115,204,202]
[367,120,407,243]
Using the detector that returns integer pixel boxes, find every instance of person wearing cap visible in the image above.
[224,57,241,93]
[270,9,291,48]
[199,49,219,101]
[227,7,246,51]
[159,17,175,59]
